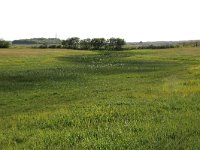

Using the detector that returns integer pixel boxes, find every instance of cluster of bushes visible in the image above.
[124,43,176,50]
[137,44,175,49]
[0,40,10,48]
[176,41,200,47]
[62,37,126,50]
[34,44,62,49]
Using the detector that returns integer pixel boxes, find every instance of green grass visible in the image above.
[0,48,200,149]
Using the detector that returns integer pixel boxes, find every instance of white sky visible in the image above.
[1,0,200,42]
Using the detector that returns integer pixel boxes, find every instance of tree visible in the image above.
[12,38,61,45]
[62,37,80,49]
[106,38,126,50]
[115,38,126,50]
[80,38,91,50]
[61,40,68,48]
[0,40,10,48]
[106,38,116,50]
[39,44,48,49]
[91,38,106,50]
[62,37,126,50]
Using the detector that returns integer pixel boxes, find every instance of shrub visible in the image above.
[0,40,10,48]
[49,45,57,49]
[39,44,48,49]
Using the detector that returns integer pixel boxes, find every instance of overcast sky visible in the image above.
[1,0,200,42]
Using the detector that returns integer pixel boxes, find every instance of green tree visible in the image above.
[115,38,126,50]
[91,38,106,50]
[61,40,68,48]
[106,38,116,50]
[0,40,10,48]
[106,38,126,50]
[62,37,126,50]
[62,37,80,49]
[80,38,91,50]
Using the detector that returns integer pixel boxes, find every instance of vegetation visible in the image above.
[11,38,200,50]
[0,40,10,48]
[126,40,200,50]
[79,38,92,50]
[90,38,106,50]
[62,37,126,50]
[0,48,200,149]
[12,38,62,45]
[137,44,175,49]
[62,37,80,49]
[107,38,126,50]
[11,37,125,50]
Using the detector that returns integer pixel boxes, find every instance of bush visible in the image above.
[48,45,62,49]
[56,45,62,48]
[48,45,57,49]
[79,39,91,50]
[106,38,126,50]
[137,44,175,49]
[62,37,80,49]
[0,40,10,48]
[39,44,48,49]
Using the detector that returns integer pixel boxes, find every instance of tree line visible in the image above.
[12,38,61,45]
[61,37,126,50]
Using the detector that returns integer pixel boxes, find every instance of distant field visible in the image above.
[0,48,200,149]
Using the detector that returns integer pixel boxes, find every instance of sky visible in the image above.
[1,0,200,42]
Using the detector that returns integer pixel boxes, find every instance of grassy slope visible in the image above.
[0,48,200,149]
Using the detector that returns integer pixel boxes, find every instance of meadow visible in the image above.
[0,48,200,149]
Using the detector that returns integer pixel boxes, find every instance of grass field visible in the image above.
[0,48,200,149]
